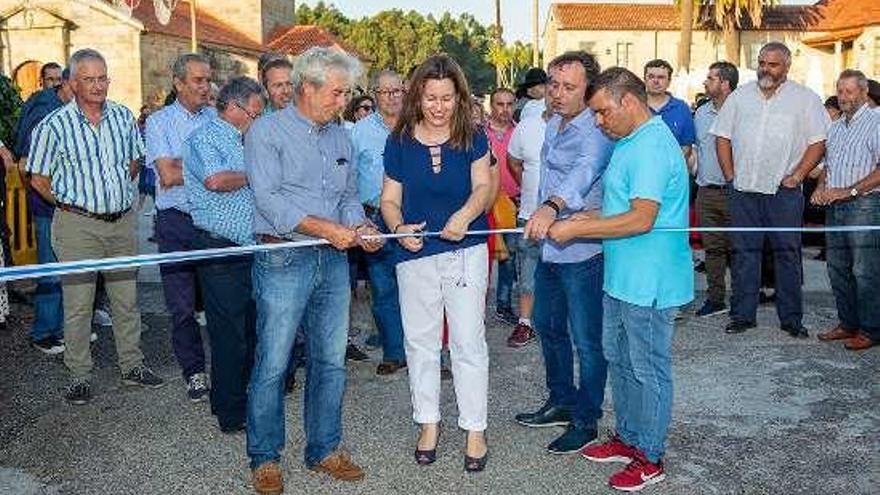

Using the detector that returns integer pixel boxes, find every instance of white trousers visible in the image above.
[396,243,489,431]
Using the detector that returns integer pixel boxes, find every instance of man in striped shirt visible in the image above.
[26,48,164,405]
[811,70,880,351]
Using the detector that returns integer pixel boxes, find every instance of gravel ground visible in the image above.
[0,208,876,494]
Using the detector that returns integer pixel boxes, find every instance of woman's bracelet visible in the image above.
[542,199,561,214]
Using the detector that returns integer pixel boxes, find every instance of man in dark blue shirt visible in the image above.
[644,59,696,162]
[14,65,74,354]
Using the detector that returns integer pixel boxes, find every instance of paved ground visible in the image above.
[0,205,877,494]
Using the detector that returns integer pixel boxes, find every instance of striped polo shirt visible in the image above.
[825,103,880,194]
[26,100,144,214]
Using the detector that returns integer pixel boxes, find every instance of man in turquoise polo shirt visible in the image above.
[548,67,693,492]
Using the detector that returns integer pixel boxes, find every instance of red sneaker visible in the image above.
[506,323,536,348]
[608,452,665,492]
[581,435,636,463]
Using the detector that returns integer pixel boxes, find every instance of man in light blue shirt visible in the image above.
[244,47,381,490]
[145,53,215,402]
[350,69,407,374]
[693,62,738,317]
[184,77,263,433]
[551,67,693,491]
[517,51,614,456]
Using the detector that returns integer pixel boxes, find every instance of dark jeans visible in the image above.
[729,187,803,326]
[157,208,205,378]
[826,195,880,341]
[365,243,405,362]
[532,255,606,430]
[495,233,517,311]
[247,246,350,469]
[194,229,255,429]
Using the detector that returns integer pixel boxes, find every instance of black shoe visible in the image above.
[414,424,441,466]
[515,403,571,428]
[32,336,66,355]
[781,323,809,339]
[464,431,488,473]
[121,365,165,388]
[376,360,407,375]
[725,320,756,334]
[547,425,598,454]
[65,379,92,405]
[695,300,728,317]
[219,422,246,434]
[345,343,370,362]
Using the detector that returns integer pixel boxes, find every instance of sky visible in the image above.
[300,0,817,44]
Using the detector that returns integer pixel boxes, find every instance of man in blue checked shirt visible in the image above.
[145,53,216,403]
[25,48,164,406]
[350,69,407,376]
[183,76,263,434]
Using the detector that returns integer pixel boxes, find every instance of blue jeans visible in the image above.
[495,233,517,311]
[247,246,350,469]
[602,294,676,463]
[826,194,880,341]
[532,255,606,430]
[365,245,405,362]
[31,214,64,340]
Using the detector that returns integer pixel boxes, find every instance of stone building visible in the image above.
[0,0,366,111]
[544,0,880,100]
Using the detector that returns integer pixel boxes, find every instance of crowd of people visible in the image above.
[2,38,878,494]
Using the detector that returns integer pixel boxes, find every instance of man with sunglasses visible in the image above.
[145,53,217,403]
[184,76,264,433]
[350,69,407,375]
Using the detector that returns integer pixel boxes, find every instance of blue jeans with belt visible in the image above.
[247,246,350,469]
[826,194,880,341]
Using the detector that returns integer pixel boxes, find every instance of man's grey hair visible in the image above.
[68,49,106,79]
[172,53,211,82]
[216,77,264,112]
[370,69,400,90]
[292,47,362,93]
[838,69,869,91]
[759,42,792,64]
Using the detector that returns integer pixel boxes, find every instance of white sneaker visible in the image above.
[195,311,207,327]
[93,309,112,327]
[90,332,98,343]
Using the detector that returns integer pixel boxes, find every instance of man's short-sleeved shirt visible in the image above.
[710,80,830,194]
[384,131,489,263]
[651,95,696,147]
[184,117,254,246]
[508,114,546,219]
[602,116,694,309]
[145,101,216,212]
[25,100,143,214]
[693,101,726,186]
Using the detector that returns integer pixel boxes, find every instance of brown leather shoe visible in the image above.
[817,325,857,341]
[845,332,876,351]
[376,360,407,375]
[311,450,365,482]
[252,462,283,495]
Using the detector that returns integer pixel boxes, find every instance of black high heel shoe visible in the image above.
[464,431,488,473]
[414,423,441,465]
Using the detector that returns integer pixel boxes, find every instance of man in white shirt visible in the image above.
[505,92,551,348]
[711,42,830,338]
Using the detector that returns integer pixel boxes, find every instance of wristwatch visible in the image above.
[849,187,860,198]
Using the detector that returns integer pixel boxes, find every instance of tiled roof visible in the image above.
[551,0,878,32]
[131,1,263,52]
[267,25,369,61]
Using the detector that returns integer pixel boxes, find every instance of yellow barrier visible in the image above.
[5,167,37,266]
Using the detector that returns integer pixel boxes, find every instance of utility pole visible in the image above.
[190,0,198,52]
[532,0,539,67]
[495,0,502,88]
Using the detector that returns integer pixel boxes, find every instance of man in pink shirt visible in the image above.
[487,88,519,324]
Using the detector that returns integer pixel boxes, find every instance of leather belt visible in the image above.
[701,184,727,190]
[257,234,288,244]
[59,203,130,222]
